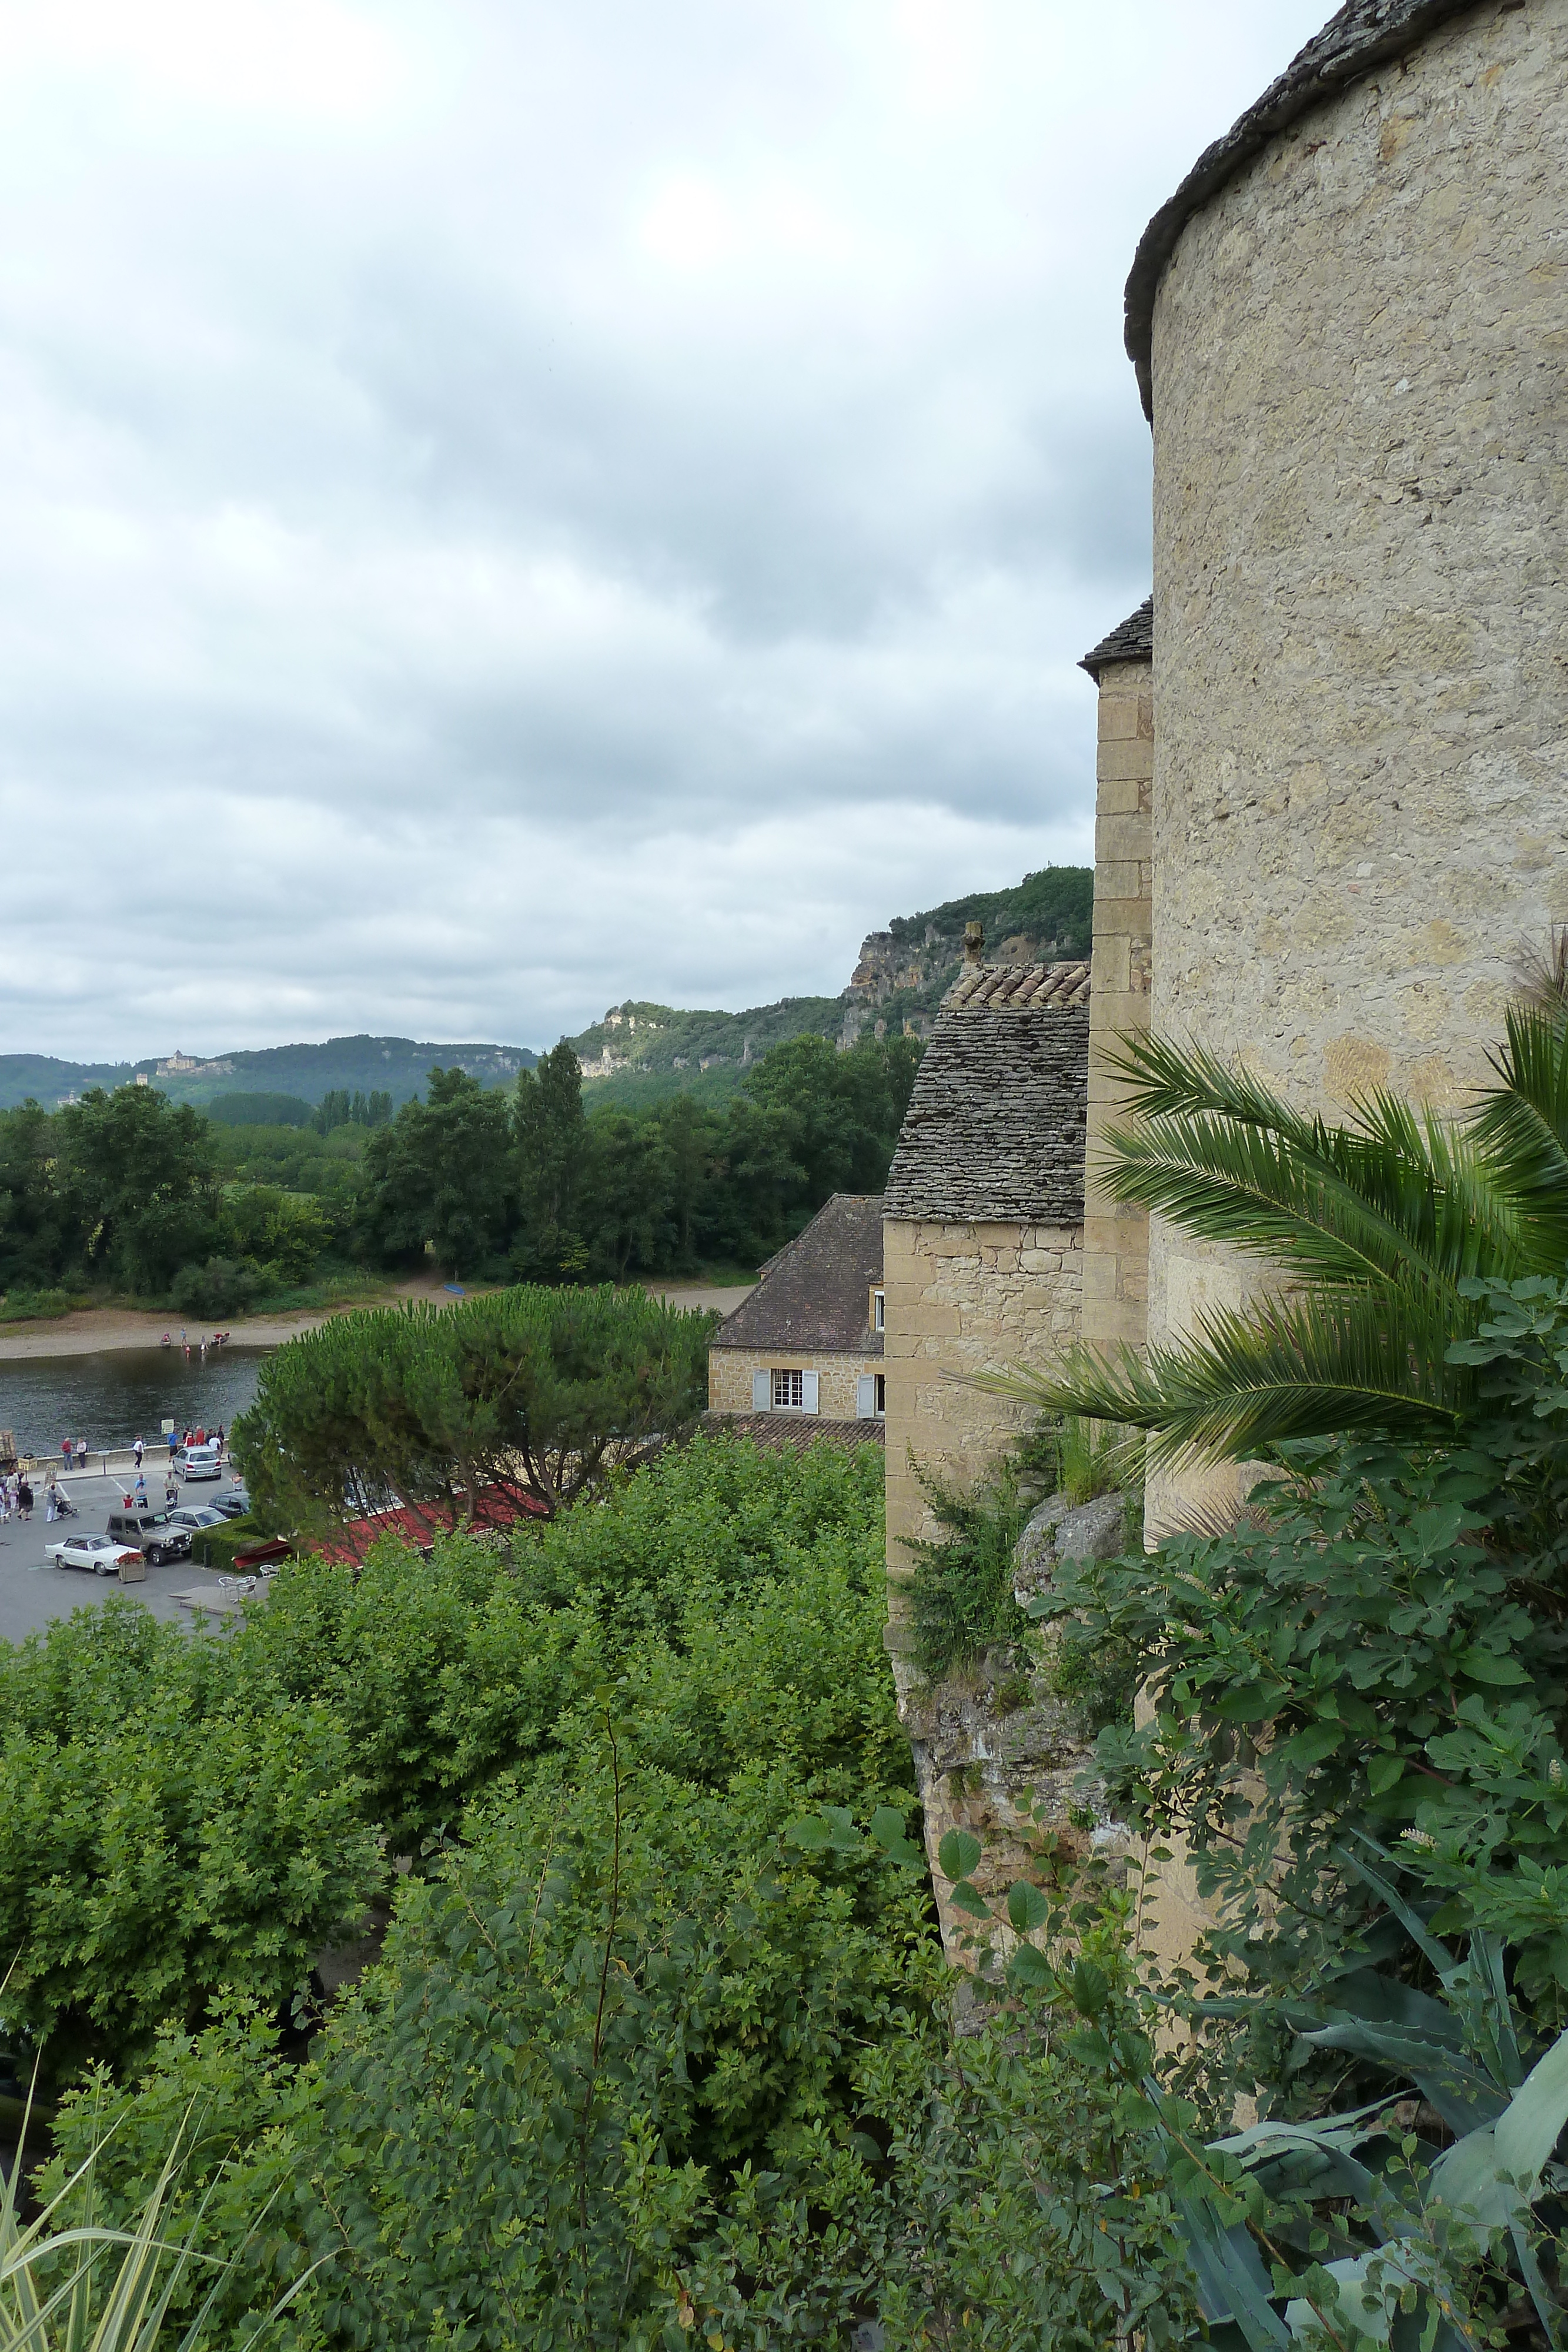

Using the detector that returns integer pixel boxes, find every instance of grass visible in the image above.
[0,1289,96,1325]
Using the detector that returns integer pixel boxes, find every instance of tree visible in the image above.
[993,997,1568,1464]
[0,1099,69,1290]
[232,1282,714,1519]
[54,1086,218,1291]
[513,1043,593,1279]
[360,1067,513,1277]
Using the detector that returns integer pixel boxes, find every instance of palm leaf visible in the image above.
[974,1285,1474,1466]
[1470,1003,1568,1268]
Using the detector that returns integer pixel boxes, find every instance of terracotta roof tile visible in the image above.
[701,1411,885,1454]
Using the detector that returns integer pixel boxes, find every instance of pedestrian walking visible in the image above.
[133,1435,144,1469]
[164,1470,179,1507]
[17,1478,32,1521]
[168,1429,179,1462]
[45,1472,56,1522]
[61,1437,72,1474]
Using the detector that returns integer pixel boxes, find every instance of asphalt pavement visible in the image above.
[0,1461,251,1644]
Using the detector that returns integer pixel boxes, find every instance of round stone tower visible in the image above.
[1124,0,1568,1523]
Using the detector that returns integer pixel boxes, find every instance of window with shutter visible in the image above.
[771,1369,804,1409]
[753,1369,771,1411]
[856,1374,875,1419]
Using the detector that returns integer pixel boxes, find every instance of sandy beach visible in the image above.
[0,1275,754,1361]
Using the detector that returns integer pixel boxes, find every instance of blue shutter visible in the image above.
[753,1369,770,1411]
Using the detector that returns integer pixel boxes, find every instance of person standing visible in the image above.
[17,1478,32,1521]
[133,1435,144,1470]
[168,1428,179,1464]
[75,1437,88,1476]
[61,1437,72,1475]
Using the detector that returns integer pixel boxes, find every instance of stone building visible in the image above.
[881,957,1090,1653]
[707,1193,887,1441]
[1075,0,1568,1526]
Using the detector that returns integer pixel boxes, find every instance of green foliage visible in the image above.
[1001,1004,1568,1463]
[0,1599,382,2079]
[4,2086,314,2352]
[512,1040,594,1279]
[55,1087,219,1292]
[360,1065,514,1277]
[204,1092,316,1129]
[171,1254,264,1319]
[232,1282,712,1523]
[311,1088,391,1137]
[904,1459,1031,1681]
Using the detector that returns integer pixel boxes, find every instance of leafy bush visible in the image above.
[0,1602,382,2080]
[171,1254,263,1320]
[903,1461,1032,1681]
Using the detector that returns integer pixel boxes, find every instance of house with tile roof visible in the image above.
[880,947,1089,1649]
[707,1192,887,1449]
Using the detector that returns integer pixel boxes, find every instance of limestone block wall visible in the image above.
[883,1216,1082,1651]
[708,1346,881,1422]
[1146,0,1568,1526]
[1083,655,1154,1358]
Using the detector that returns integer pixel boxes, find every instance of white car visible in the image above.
[176,1444,222,1480]
[45,1534,144,1577]
[163,1506,228,1535]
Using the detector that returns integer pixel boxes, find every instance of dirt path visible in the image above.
[0,1275,754,1360]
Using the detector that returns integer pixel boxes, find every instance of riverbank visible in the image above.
[0,1275,754,1361]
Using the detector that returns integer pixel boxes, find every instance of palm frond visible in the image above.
[1472,1003,1568,1270]
[972,1284,1475,1468]
[1094,1070,1522,1304]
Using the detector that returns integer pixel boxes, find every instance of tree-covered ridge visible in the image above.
[0,1035,537,1114]
[566,864,1094,1085]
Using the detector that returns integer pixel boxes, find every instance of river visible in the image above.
[0,1346,268,1458]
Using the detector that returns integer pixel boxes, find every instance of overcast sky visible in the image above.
[0,0,1330,1060]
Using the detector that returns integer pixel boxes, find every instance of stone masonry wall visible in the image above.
[883,1216,1082,1653]
[708,1346,881,1422]
[1146,0,1568,1528]
[1082,654,1154,1359]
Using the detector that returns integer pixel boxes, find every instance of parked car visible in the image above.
[45,1534,144,1578]
[105,1506,192,1567]
[209,1489,252,1520]
[163,1505,228,1535]
[176,1443,222,1481]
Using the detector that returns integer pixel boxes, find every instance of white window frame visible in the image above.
[772,1368,804,1410]
[871,1287,885,1333]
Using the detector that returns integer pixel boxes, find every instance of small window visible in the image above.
[874,1374,886,1417]
[772,1368,804,1409]
[871,1287,885,1333]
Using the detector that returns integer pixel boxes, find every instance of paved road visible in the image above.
[0,1464,250,1645]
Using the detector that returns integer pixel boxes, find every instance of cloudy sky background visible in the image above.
[0,0,1329,1059]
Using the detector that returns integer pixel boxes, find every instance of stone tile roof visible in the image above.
[711,1192,884,1354]
[701,1411,885,1454]
[1079,597,1153,677]
[1125,0,1482,419]
[882,963,1090,1224]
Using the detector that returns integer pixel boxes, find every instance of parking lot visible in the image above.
[0,1459,253,1643]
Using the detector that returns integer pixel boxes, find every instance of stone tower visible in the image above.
[1115,0,1568,1526]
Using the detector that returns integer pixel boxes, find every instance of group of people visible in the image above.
[1,1472,35,1522]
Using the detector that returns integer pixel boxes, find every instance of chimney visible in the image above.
[962,921,985,967]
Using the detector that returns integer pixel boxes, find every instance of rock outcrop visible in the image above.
[892,1489,1134,1966]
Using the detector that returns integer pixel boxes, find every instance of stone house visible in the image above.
[707,1193,886,1439]
[880,955,1089,1653]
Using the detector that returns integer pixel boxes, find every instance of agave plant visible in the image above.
[981,996,1568,1465]
[1,2088,313,2352]
[1165,1845,1568,2348]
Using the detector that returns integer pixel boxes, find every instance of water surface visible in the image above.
[0,1347,268,1457]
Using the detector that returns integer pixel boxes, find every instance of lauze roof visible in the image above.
[1125,0,1485,419]
[1080,596,1153,678]
[712,1192,885,1354]
[882,962,1091,1225]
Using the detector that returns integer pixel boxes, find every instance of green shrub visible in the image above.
[903,1460,1031,1681]
[0,1602,382,2080]
[171,1255,263,1320]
